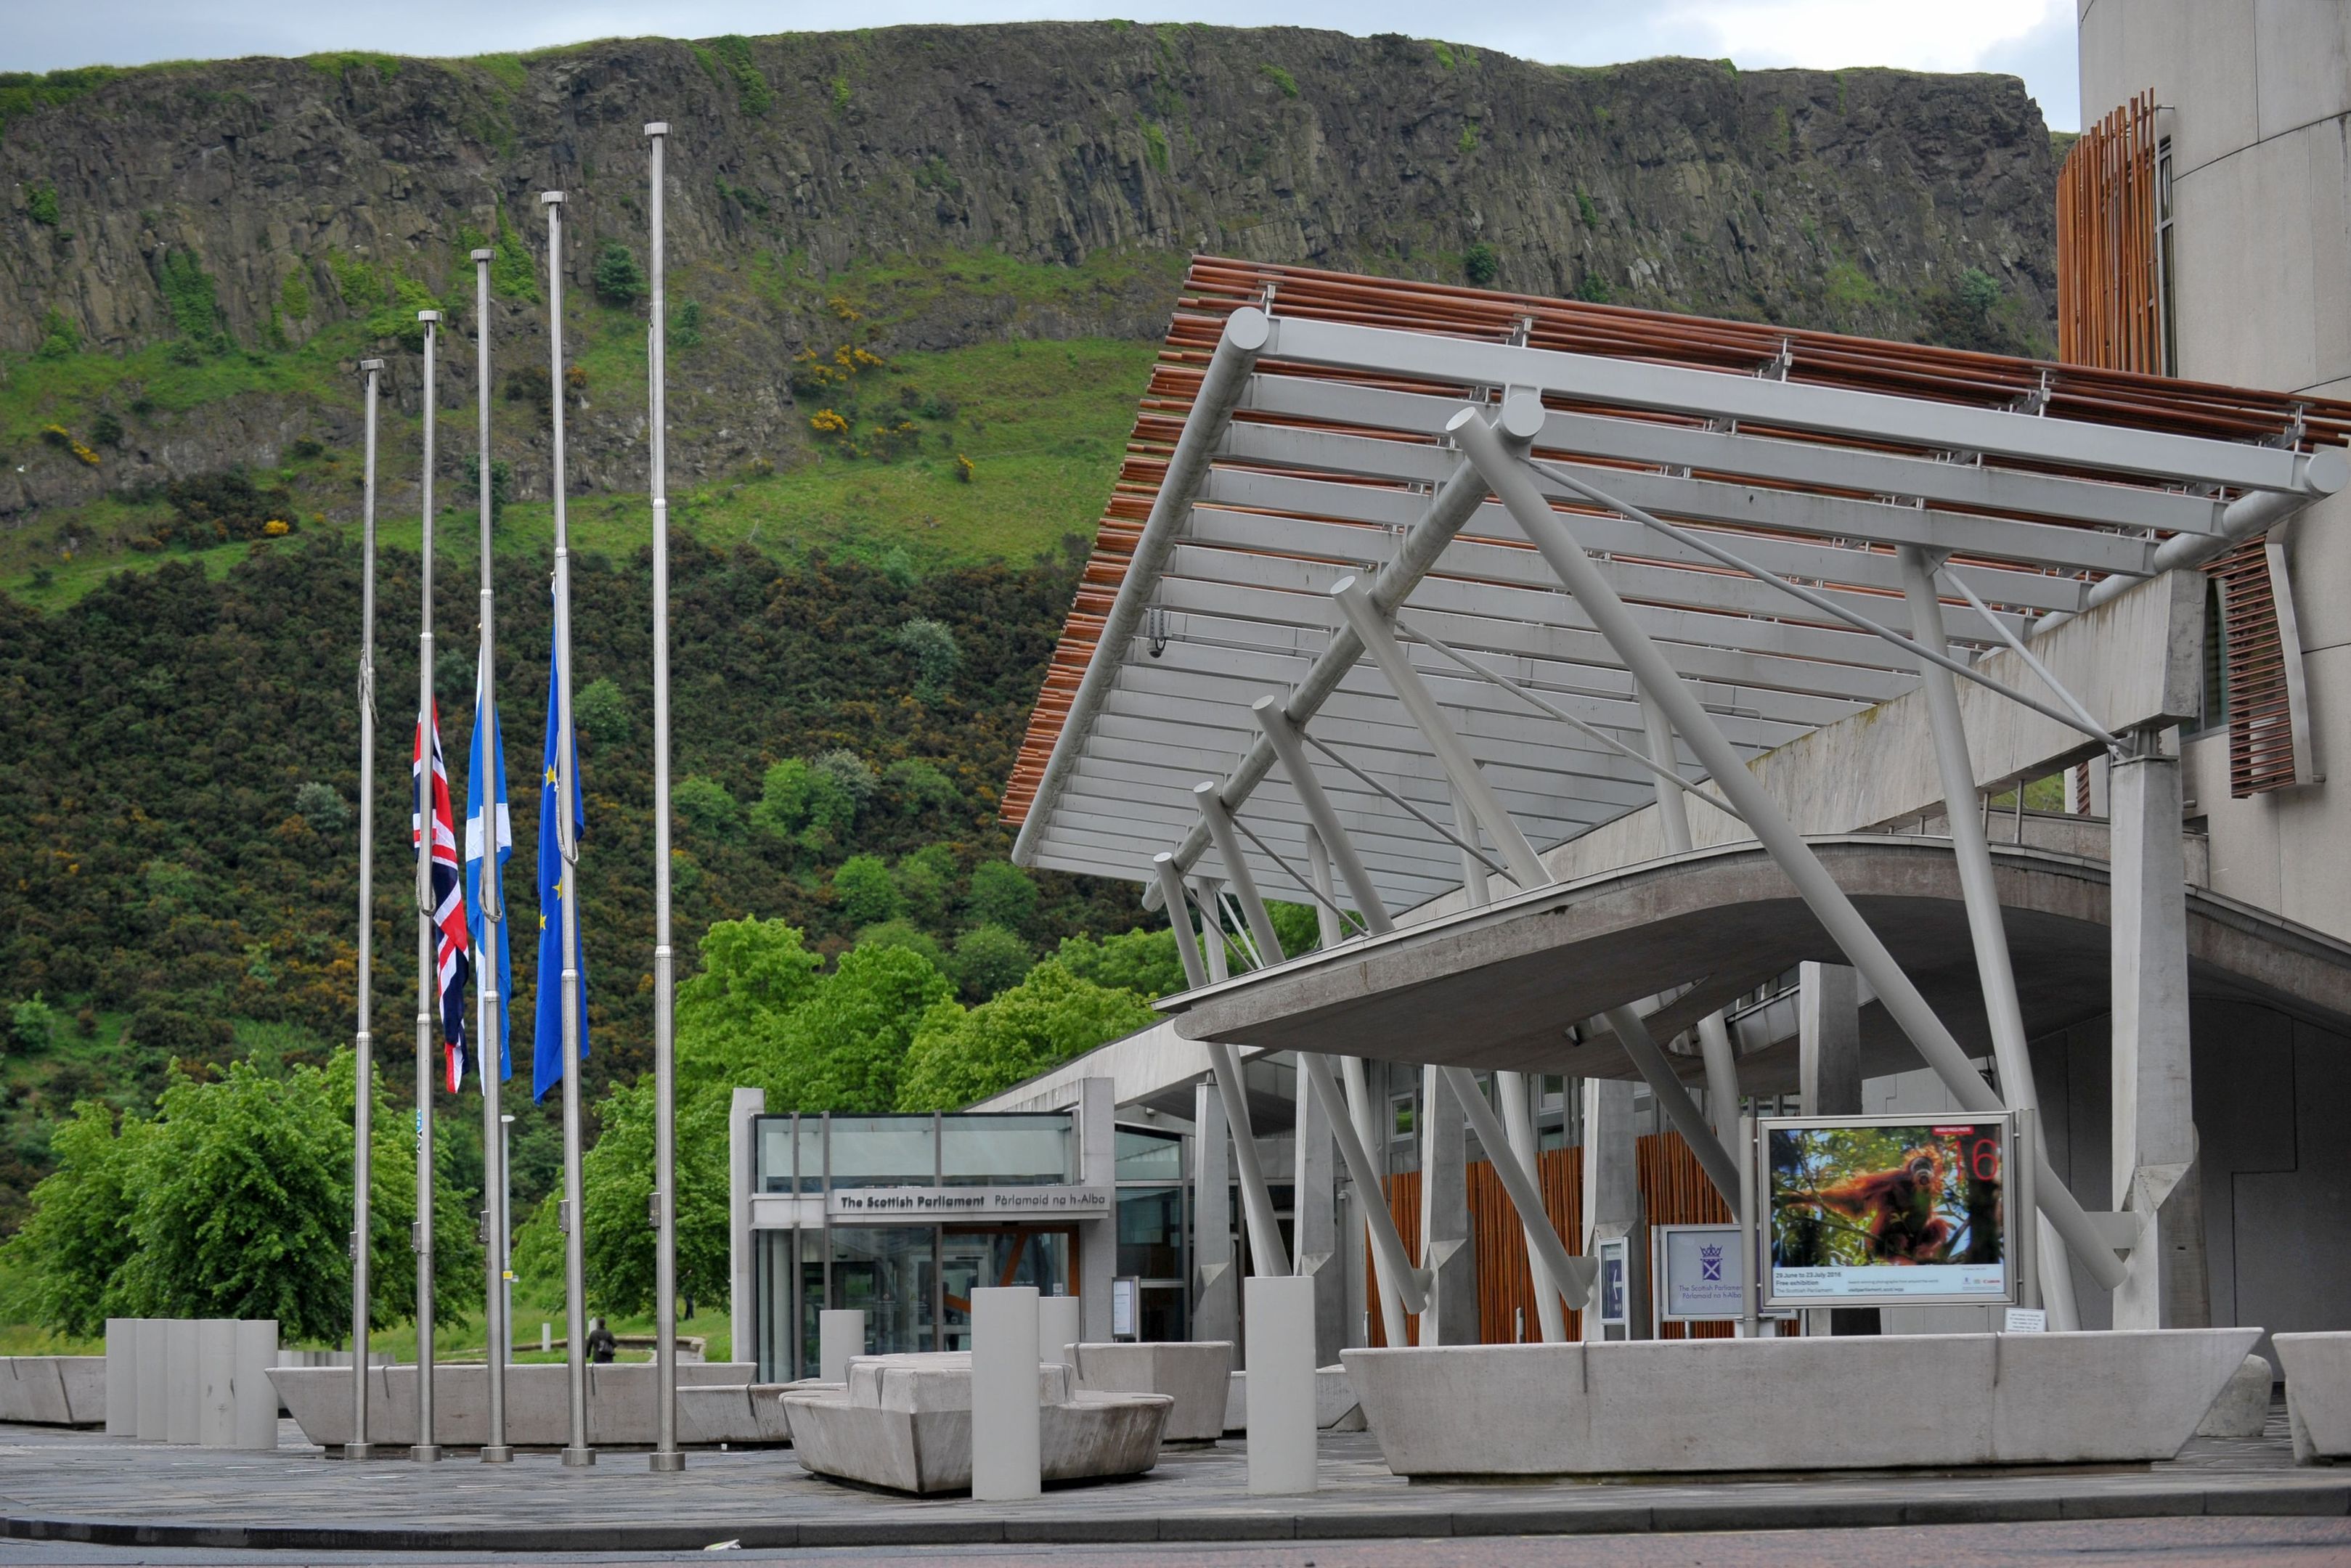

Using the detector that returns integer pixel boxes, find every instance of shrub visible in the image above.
[27,182,60,226]
[293,780,348,830]
[91,411,124,447]
[950,922,1033,1000]
[1464,241,1499,287]
[831,854,902,926]
[593,241,646,307]
[672,298,702,350]
[672,775,743,843]
[1261,63,1299,98]
[9,992,57,1052]
[966,859,1038,934]
[573,677,631,746]
[895,846,956,927]
[892,617,961,699]
[35,308,76,359]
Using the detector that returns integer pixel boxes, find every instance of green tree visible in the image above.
[1053,928,1188,1000]
[1270,899,1322,959]
[749,752,873,853]
[574,676,631,746]
[293,780,348,832]
[672,775,743,843]
[895,845,957,926]
[966,859,1038,934]
[675,916,823,1096]
[881,758,960,818]
[763,942,955,1111]
[897,962,1157,1111]
[9,992,58,1051]
[512,1074,728,1315]
[892,617,962,699]
[853,918,945,971]
[951,921,1033,1000]
[831,853,902,925]
[0,1101,152,1336]
[1464,241,1499,286]
[593,241,647,307]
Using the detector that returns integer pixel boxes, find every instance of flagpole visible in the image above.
[349,356,386,1464]
[412,309,442,1466]
[544,188,595,1470]
[645,118,683,1477]
[471,245,514,1466]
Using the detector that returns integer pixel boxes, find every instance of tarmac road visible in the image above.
[3,1516,2350,1567]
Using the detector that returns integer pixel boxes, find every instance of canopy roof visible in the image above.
[1005,258,2351,913]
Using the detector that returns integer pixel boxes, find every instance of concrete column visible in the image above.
[134,1319,167,1440]
[166,1320,202,1444]
[1192,1082,1238,1344]
[1038,1294,1081,1365]
[197,1320,237,1448]
[1798,963,1862,1116]
[104,1319,136,1437]
[818,1310,865,1382]
[1244,1274,1319,1495]
[1077,1077,1117,1344]
[1799,962,1872,1336]
[727,1087,765,1372]
[232,1319,279,1450]
[2111,744,2209,1331]
[1417,1068,1476,1346]
[1580,1079,1646,1340]
[1292,1058,1345,1366]
[970,1286,1041,1501]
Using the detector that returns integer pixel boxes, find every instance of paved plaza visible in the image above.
[1,1407,2345,1556]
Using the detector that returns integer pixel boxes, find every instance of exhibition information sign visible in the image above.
[1761,1115,2014,1309]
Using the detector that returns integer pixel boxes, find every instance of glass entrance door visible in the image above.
[828,1226,937,1357]
[940,1228,1075,1350]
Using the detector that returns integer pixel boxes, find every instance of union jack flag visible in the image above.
[412,701,473,1091]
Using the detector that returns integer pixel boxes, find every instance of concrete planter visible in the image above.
[0,1357,104,1426]
[1344,1329,2260,1478]
[783,1353,1170,1495]
[2274,1332,2351,1461]
[1223,1365,1364,1434]
[1069,1342,1231,1442]
[269,1361,759,1449]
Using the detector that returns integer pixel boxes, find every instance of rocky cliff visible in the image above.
[0,24,2057,526]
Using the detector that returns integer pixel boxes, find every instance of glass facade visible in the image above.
[826,1114,937,1188]
[940,1114,1074,1186]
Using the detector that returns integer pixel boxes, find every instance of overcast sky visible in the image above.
[7,0,2082,131]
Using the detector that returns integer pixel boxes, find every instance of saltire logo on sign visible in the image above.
[464,656,513,1087]
[412,700,473,1091]
[532,650,589,1103]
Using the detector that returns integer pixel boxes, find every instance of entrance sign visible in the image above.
[1112,1277,1140,1339]
[1594,1236,1630,1331]
[827,1185,1109,1220]
[1760,1114,2016,1310]
[1654,1224,1745,1322]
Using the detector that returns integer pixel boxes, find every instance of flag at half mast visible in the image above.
[464,656,513,1086]
[412,701,472,1090]
[532,639,587,1102]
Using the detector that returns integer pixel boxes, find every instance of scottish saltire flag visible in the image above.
[532,650,588,1103]
[463,656,513,1087]
[411,701,472,1090]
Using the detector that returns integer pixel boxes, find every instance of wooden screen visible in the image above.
[2056,91,2161,374]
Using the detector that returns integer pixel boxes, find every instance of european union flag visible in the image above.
[532,646,587,1103]
[463,653,513,1085]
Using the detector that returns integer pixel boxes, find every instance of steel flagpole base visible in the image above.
[561,1446,596,1468]
[341,1442,374,1461]
[479,1444,515,1464]
[648,1449,686,1472]
[409,1444,442,1463]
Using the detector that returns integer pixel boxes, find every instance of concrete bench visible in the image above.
[0,1357,104,1426]
[2275,1332,2351,1461]
[1344,1328,2260,1478]
[1067,1342,1231,1442]
[270,1361,761,1449]
[783,1352,1170,1495]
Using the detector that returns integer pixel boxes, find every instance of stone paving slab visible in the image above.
[0,1414,2342,1553]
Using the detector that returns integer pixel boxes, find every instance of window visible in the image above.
[2155,136,2177,377]
[938,1113,1072,1186]
[1390,1093,1416,1141]
[827,1114,937,1189]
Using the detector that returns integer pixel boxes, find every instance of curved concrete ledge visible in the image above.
[1069,1342,1231,1442]
[783,1354,1170,1495]
[269,1362,760,1449]
[1344,1330,2259,1477]
[0,1357,102,1426]
[2275,1333,2351,1462]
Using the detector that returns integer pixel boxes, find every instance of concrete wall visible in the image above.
[2080,0,2351,944]
[1895,986,2351,1358]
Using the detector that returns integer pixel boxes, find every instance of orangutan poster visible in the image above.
[1764,1117,2012,1307]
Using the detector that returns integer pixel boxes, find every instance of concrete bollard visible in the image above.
[818,1310,866,1384]
[232,1320,279,1450]
[1245,1275,1318,1495]
[104,1319,137,1436]
[134,1320,168,1440]
[1038,1294,1081,1368]
[166,1320,203,1445]
[197,1320,238,1447]
[970,1286,1041,1502]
